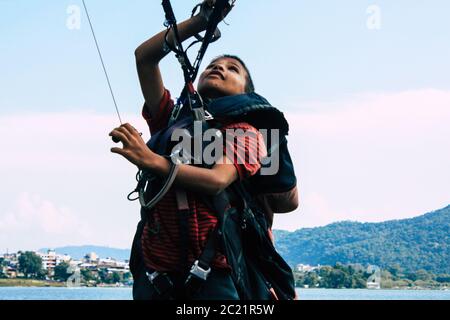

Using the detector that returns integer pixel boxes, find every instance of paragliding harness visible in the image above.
[128,0,297,300]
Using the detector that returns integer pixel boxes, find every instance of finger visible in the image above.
[122,123,140,137]
[118,124,141,141]
[116,126,135,143]
[109,129,130,146]
[111,147,128,156]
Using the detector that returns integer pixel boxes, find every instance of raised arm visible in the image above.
[135,9,210,117]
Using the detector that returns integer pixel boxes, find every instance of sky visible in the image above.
[0,0,449,252]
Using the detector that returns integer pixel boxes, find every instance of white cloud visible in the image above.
[273,192,344,231]
[287,88,450,136]
[0,88,449,252]
[0,193,94,251]
[0,112,148,170]
[0,111,147,252]
[272,88,450,230]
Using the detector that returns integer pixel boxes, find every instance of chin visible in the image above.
[198,85,226,99]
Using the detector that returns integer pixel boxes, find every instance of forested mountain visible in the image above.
[38,206,450,274]
[274,205,450,274]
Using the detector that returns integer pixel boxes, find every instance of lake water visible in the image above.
[0,287,449,300]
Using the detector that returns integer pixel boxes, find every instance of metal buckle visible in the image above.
[204,110,214,121]
[146,271,160,283]
[169,103,183,126]
[189,260,211,281]
[146,271,174,297]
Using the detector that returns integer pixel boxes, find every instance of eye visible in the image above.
[229,65,239,72]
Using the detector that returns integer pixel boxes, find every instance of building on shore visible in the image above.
[296,264,319,273]
[36,249,71,277]
[2,250,131,282]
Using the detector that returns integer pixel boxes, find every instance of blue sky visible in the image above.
[1,0,449,252]
[2,0,450,114]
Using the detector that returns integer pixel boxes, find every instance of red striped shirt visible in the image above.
[140,90,267,272]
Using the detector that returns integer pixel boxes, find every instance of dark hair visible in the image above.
[211,54,255,93]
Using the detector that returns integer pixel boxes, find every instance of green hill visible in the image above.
[274,205,450,274]
[36,206,449,274]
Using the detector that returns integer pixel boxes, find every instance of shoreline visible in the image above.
[0,279,66,288]
[0,279,134,288]
[0,280,448,291]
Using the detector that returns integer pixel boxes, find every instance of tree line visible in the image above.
[294,263,450,289]
[0,251,130,286]
[276,205,450,275]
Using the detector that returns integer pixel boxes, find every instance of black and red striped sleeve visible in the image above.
[141,89,175,135]
[221,122,268,180]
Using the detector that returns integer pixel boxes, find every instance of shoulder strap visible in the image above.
[183,190,231,297]
[174,189,191,270]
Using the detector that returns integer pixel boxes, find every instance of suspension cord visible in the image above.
[161,0,235,122]
[191,0,233,81]
[82,0,123,126]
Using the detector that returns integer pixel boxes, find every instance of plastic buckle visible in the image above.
[204,110,214,121]
[146,271,173,297]
[146,271,160,283]
[169,104,182,125]
[189,260,211,281]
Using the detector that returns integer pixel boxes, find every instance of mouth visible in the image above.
[206,71,225,80]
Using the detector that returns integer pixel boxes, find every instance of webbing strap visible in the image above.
[175,189,191,270]
[161,0,234,125]
[183,191,232,297]
[194,191,231,268]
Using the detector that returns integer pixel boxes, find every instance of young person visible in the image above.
[109,0,298,300]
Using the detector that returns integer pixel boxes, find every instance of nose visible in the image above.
[212,63,225,72]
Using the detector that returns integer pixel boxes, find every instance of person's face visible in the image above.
[197,57,247,99]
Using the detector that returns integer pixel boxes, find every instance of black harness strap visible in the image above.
[162,0,234,125]
[184,190,231,296]
[135,0,237,300]
[175,189,191,270]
